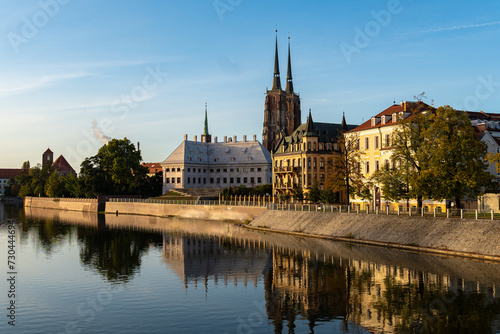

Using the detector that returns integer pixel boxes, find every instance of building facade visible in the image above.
[160,111,272,194]
[262,36,301,152]
[272,111,356,200]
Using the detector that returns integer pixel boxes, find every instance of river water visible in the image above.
[1,203,500,334]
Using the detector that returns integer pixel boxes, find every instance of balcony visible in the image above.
[274,183,299,190]
[273,167,302,174]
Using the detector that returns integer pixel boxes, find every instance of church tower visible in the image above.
[263,34,301,153]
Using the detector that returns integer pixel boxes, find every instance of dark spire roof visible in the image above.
[272,32,282,91]
[341,112,348,132]
[304,109,318,137]
[203,103,209,136]
[285,36,293,94]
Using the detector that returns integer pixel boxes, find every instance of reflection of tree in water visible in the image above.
[20,217,74,256]
[372,276,500,334]
[77,228,162,283]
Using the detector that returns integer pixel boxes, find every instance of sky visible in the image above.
[1,0,500,169]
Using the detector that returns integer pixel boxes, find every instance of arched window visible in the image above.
[365,137,369,150]
[384,159,389,167]
[313,142,317,151]
[313,158,317,168]
[308,142,311,150]
[366,161,370,174]
[385,134,391,147]
[375,160,380,171]
[375,136,379,149]
[308,158,311,169]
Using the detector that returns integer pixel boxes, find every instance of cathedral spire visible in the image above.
[285,35,294,94]
[341,112,348,132]
[304,109,317,137]
[272,31,282,91]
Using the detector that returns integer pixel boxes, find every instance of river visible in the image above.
[1,203,500,333]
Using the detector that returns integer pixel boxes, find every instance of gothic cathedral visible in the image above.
[262,35,301,153]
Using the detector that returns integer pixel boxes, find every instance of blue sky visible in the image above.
[1,0,500,169]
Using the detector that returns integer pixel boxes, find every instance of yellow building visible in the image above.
[348,101,446,212]
[272,111,357,201]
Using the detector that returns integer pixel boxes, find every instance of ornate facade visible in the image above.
[262,36,301,152]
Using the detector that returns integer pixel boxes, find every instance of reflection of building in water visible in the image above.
[264,249,348,332]
[345,259,500,334]
[162,233,272,289]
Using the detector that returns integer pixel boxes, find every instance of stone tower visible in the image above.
[262,34,301,153]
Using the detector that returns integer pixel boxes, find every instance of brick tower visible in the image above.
[262,34,301,153]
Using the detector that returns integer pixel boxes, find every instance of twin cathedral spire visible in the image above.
[263,33,301,152]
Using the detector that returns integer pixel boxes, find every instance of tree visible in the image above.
[45,171,65,198]
[371,161,411,209]
[391,102,434,208]
[424,106,491,208]
[79,138,147,197]
[292,185,304,203]
[327,130,363,205]
[308,182,321,203]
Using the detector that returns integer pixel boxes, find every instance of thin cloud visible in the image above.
[0,73,91,96]
[404,20,500,35]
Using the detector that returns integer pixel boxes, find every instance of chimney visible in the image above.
[233,135,237,142]
[224,136,227,143]
[214,136,218,143]
[194,135,197,142]
[253,135,257,142]
[184,134,188,141]
[243,135,247,142]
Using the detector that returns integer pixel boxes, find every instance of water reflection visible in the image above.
[21,207,500,333]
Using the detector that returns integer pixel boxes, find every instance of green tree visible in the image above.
[292,185,304,202]
[45,171,66,198]
[371,160,412,209]
[308,182,321,203]
[79,138,147,197]
[425,106,491,208]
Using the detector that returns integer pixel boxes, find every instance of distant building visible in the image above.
[468,112,500,177]
[0,169,26,196]
[160,108,272,194]
[42,148,76,175]
[272,110,357,200]
[141,163,163,177]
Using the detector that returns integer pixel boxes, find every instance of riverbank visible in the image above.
[249,211,500,261]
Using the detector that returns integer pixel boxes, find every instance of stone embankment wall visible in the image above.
[106,202,266,221]
[249,211,500,260]
[25,197,98,212]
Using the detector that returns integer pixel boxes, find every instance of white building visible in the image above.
[160,108,272,194]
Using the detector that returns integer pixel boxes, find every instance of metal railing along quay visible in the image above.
[107,198,500,220]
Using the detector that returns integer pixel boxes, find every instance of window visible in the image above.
[177,168,181,172]
[217,169,221,172]
[217,178,221,183]
[375,136,379,149]
[230,168,234,172]
[257,177,262,183]
[166,178,170,184]
[187,168,191,172]
[210,169,214,173]
[166,168,170,172]
[210,178,214,184]
[177,178,181,183]
[223,169,227,172]
[203,178,206,184]
[237,177,241,183]
[308,142,311,150]
[308,158,311,169]
[223,178,227,183]
[320,174,324,184]
[244,177,248,183]
[366,162,370,174]
[171,178,175,184]
[375,160,379,171]
[187,178,191,184]
[313,158,317,168]
[257,168,261,172]
[230,178,234,183]
[385,134,391,147]
[313,142,317,151]
[320,159,324,168]
[198,178,201,184]
[384,159,389,167]
[365,137,369,150]
[198,169,201,173]
[250,177,255,183]
[193,178,196,184]
[250,168,255,172]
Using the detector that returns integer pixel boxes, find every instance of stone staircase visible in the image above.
[172,188,222,199]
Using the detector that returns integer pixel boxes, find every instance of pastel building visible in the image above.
[160,109,272,194]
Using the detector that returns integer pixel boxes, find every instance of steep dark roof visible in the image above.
[52,155,75,173]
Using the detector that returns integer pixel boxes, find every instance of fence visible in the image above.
[107,198,500,221]
[27,197,98,203]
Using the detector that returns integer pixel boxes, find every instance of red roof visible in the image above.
[142,162,162,174]
[52,155,75,173]
[0,169,27,179]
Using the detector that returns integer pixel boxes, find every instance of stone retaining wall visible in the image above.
[250,211,500,258]
[24,197,98,212]
[106,202,266,221]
